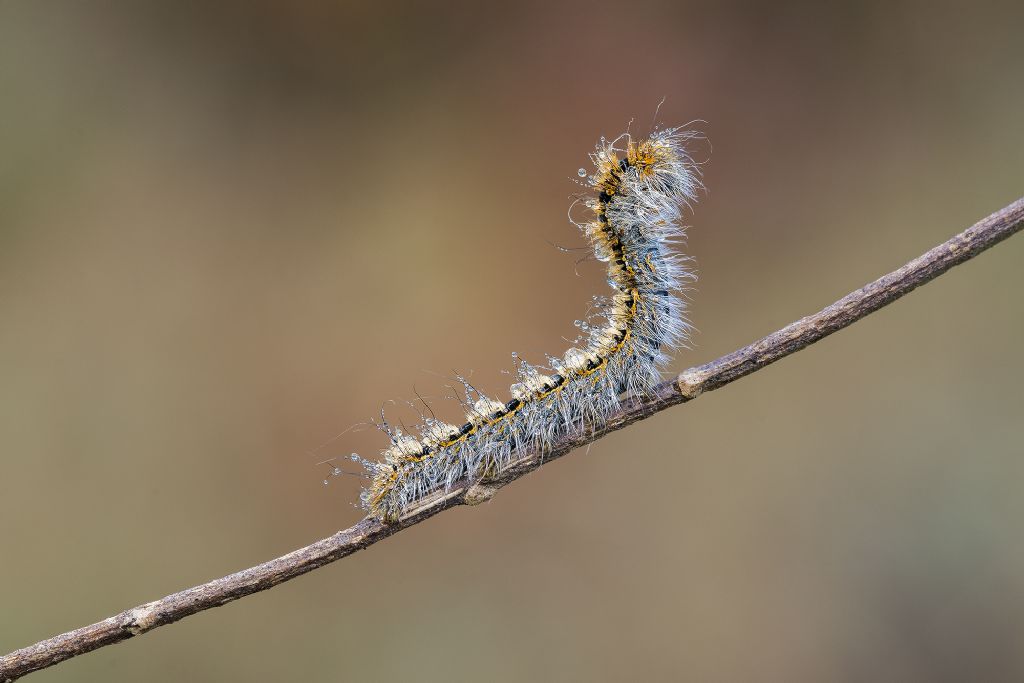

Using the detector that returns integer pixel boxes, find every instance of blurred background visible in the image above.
[1,1,1022,681]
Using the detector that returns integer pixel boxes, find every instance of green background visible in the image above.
[2,1,1022,680]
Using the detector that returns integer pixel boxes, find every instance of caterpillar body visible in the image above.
[342,127,703,522]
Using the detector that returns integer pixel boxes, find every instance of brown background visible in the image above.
[2,1,1023,681]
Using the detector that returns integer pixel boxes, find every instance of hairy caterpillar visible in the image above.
[334,127,703,522]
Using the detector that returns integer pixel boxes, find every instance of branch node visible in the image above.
[125,602,160,636]
[677,369,706,399]
[463,482,498,506]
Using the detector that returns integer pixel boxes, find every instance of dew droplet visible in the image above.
[333,467,342,476]
[323,479,330,486]
[350,453,360,461]
[577,168,587,178]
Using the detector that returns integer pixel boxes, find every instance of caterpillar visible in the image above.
[334,126,703,522]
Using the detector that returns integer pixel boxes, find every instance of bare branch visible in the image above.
[3,197,1022,682]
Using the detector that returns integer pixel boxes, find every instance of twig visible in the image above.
[3,196,1022,682]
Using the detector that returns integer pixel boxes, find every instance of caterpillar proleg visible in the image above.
[340,126,703,522]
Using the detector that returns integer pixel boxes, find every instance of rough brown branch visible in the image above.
[3,197,1022,682]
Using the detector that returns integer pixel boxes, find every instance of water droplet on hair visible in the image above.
[323,479,330,486]
[577,168,587,178]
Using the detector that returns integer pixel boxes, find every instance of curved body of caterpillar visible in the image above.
[348,128,703,522]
